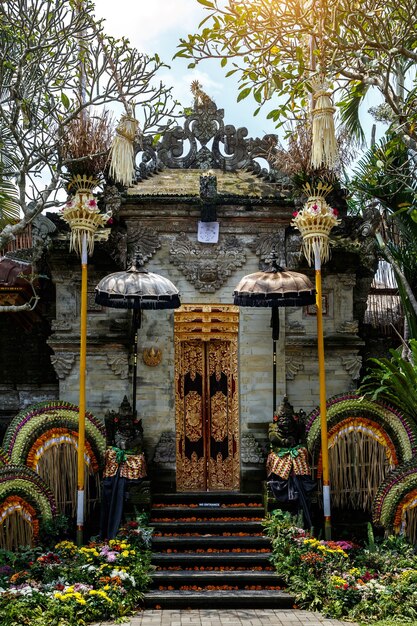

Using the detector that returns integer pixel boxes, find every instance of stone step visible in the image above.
[151,552,272,568]
[152,492,262,505]
[150,505,264,520]
[151,535,271,550]
[144,589,295,609]
[152,520,264,534]
[151,569,283,589]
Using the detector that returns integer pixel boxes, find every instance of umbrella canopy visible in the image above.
[233,257,316,413]
[95,258,181,310]
[233,266,316,308]
[95,255,181,418]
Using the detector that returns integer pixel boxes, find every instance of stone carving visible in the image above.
[169,233,246,293]
[127,225,161,267]
[286,320,306,335]
[135,82,279,178]
[341,355,362,381]
[106,228,128,269]
[107,354,129,379]
[50,352,76,380]
[101,185,122,218]
[153,431,176,464]
[285,357,304,380]
[241,433,265,464]
[142,347,162,367]
[337,320,359,334]
[249,231,286,268]
[338,274,356,289]
[32,214,57,261]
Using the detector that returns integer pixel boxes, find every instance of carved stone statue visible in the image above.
[266,396,315,527]
[105,395,143,452]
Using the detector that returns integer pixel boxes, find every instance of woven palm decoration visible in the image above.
[60,175,111,256]
[3,401,106,517]
[109,114,139,187]
[305,394,417,512]
[310,75,338,170]
[0,465,56,550]
[291,181,340,265]
[373,459,417,543]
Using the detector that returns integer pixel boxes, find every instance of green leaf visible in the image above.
[60,92,70,110]
[197,0,215,7]
[237,87,252,102]
[221,57,227,68]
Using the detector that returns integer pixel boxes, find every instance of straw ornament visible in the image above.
[291,182,340,265]
[61,175,111,256]
[109,114,139,187]
[310,75,338,170]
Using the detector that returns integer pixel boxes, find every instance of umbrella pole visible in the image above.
[271,308,279,414]
[314,247,331,540]
[77,234,87,547]
[132,309,141,419]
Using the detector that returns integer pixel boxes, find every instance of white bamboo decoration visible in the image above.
[310,76,338,170]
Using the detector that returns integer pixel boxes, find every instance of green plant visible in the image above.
[359,340,417,422]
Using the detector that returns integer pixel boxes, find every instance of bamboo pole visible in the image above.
[314,243,331,539]
[77,234,88,546]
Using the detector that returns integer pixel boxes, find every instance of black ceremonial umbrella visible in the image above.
[233,256,316,413]
[95,254,181,417]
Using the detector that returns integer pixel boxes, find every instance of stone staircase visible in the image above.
[144,492,295,609]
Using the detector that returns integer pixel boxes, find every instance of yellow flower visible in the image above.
[122,550,129,558]
[76,597,86,605]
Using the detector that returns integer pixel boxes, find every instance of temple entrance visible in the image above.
[174,305,240,491]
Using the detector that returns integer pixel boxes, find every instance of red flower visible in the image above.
[332,208,339,216]
[292,211,298,217]
[107,217,114,225]
[88,199,97,207]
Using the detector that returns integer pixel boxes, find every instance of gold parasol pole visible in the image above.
[77,234,88,546]
[314,242,331,539]
[292,183,340,539]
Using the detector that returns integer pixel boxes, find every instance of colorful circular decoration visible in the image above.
[306,394,417,464]
[0,465,56,548]
[3,400,106,469]
[373,459,417,537]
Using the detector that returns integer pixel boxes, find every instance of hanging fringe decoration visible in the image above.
[291,181,340,265]
[310,75,338,170]
[109,114,139,187]
[0,508,34,551]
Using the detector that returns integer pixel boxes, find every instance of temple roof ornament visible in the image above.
[135,82,280,181]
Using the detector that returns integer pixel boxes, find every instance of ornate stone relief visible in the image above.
[50,352,76,380]
[153,431,176,464]
[337,320,359,334]
[285,357,304,380]
[249,231,286,268]
[341,355,362,380]
[169,233,246,293]
[127,225,161,267]
[134,82,279,180]
[241,433,265,464]
[107,354,129,379]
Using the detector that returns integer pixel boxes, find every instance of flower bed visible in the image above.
[265,510,417,624]
[0,521,152,626]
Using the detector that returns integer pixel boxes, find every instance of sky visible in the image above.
[94,0,380,147]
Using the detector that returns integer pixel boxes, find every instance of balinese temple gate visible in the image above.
[33,87,373,494]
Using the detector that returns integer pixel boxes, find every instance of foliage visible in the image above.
[0,0,177,250]
[350,133,417,335]
[359,340,417,422]
[177,0,417,144]
[0,520,152,626]
[266,510,417,623]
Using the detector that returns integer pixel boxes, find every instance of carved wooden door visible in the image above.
[175,306,240,492]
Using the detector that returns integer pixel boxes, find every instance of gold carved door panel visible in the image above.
[175,306,240,492]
